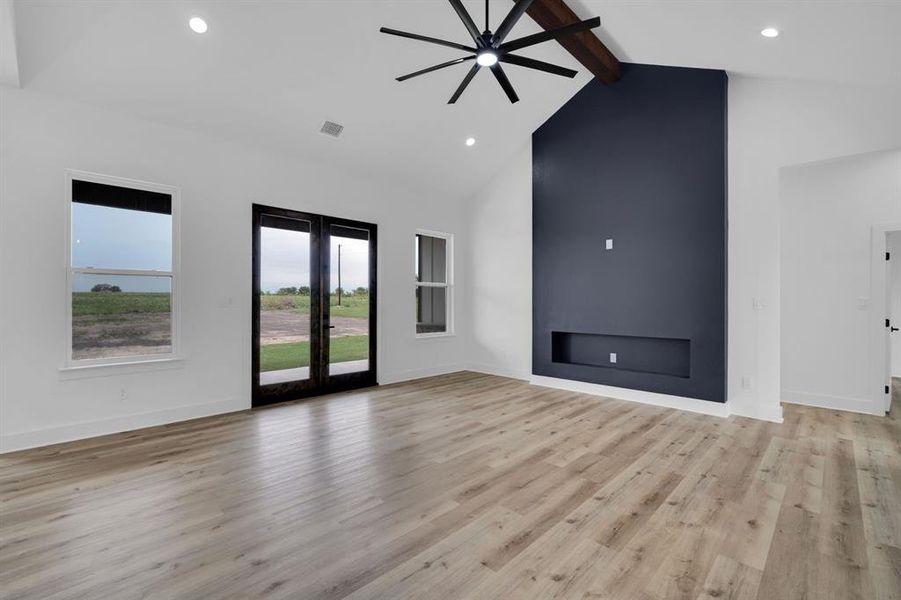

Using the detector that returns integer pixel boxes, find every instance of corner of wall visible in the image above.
[464,362,530,381]
[726,398,784,423]
[378,364,466,386]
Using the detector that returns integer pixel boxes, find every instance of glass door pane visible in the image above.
[253,205,374,406]
[259,214,313,385]
[327,225,370,376]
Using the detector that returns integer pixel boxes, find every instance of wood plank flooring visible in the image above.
[1,371,899,599]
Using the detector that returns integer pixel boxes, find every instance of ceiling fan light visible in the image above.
[379,0,601,103]
[476,51,498,67]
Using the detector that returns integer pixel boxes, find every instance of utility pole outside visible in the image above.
[337,243,342,306]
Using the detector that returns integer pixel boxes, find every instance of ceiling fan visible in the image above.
[380,0,601,104]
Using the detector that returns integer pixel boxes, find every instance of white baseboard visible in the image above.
[466,367,785,423]
[781,389,882,416]
[3,365,464,454]
[2,366,794,454]
[0,397,247,454]
[529,375,732,419]
[379,363,465,386]
[464,361,530,381]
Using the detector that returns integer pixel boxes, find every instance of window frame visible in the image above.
[414,229,454,338]
[63,169,181,369]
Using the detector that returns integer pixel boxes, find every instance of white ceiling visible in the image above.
[9,1,901,199]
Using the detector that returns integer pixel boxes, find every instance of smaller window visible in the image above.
[67,172,178,366]
[415,231,453,336]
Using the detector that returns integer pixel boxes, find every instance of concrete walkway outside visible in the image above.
[259,359,370,385]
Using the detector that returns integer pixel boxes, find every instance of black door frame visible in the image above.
[252,204,377,407]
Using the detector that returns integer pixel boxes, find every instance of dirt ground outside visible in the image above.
[72,313,172,360]
[260,311,368,344]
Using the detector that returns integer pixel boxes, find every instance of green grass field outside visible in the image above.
[72,292,170,316]
[73,292,367,318]
[260,293,369,319]
[72,292,367,371]
[260,335,368,372]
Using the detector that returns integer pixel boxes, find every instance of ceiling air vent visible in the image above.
[320,120,344,138]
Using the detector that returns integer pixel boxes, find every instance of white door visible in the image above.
[888,232,901,411]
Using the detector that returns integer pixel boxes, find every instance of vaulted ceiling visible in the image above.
[7,1,901,199]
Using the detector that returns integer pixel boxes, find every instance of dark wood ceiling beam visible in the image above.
[515,0,620,84]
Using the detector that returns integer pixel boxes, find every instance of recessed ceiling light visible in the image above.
[476,52,498,67]
[760,27,779,38]
[189,17,208,34]
[465,137,476,147]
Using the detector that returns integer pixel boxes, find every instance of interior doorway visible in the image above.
[887,230,901,411]
[251,204,377,406]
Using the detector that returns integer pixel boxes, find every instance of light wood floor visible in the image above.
[1,372,899,599]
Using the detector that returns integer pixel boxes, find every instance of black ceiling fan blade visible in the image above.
[499,53,577,78]
[490,64,519,103]
[380,27,476,53]
[447,0,482,45]
[397,56,475,82]
[499,16,601,53]
[448,63,480,104]
[493,0,536,44]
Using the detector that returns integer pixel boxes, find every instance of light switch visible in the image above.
[609,352,617,364]
[605,239,614,250]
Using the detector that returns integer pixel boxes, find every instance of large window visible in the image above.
[415,231,453,336]
[66,172,178,366]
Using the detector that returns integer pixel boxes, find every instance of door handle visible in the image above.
[892,327,899,332]
[327,325,336,329]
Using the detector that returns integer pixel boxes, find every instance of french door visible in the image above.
[252,204,377,406]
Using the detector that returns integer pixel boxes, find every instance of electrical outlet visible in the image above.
[120,388,127,401]
[605,239,614,250]
[741,376,752,390]
[609,352,617,364]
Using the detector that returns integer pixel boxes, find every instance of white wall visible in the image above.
[890,231,901,378]
[464,76,901,422]
[464,143,532,379]
[0,0,19,88]
[0,88,467,452]
[780,150,901,414]
[727,76,901,421]
[4,76,901,452]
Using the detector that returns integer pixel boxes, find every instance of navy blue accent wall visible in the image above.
[532,63,727,402]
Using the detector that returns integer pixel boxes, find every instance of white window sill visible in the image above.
[415,332,456,340]
[59,356,185,380]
